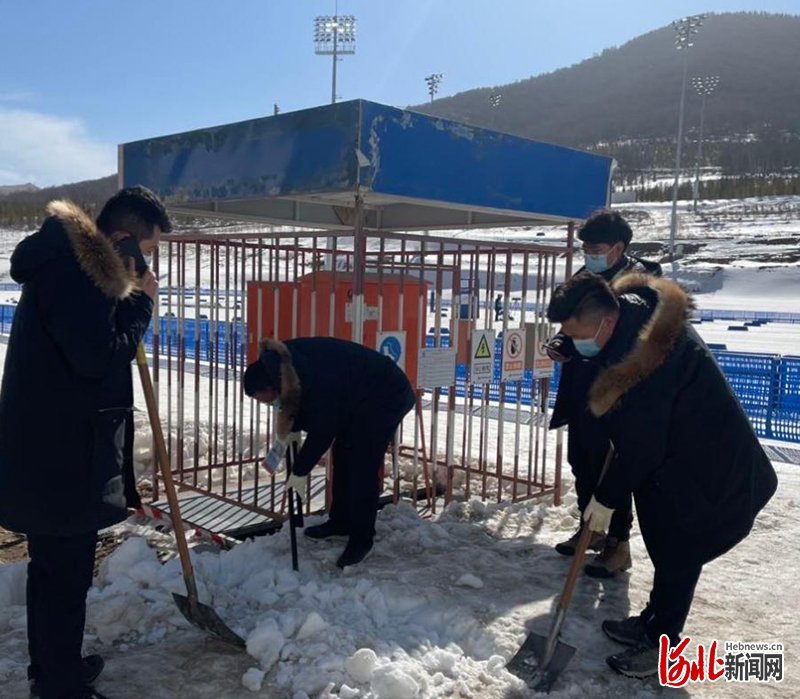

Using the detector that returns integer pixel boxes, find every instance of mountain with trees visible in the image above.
[412,11,800,198]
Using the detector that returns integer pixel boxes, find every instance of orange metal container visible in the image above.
[247,272,429,386]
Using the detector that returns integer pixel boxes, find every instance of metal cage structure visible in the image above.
[136,223,575,536]
[120,99,612,537]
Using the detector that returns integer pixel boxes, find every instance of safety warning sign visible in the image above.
[502,328,526,382]
[470,330,495,384]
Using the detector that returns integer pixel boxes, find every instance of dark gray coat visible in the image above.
[0,201,152,535]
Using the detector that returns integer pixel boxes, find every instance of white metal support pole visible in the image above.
[669,52,689,277]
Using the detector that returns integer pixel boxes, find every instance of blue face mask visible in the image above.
[584,253,611,274]
[573,318,606,357]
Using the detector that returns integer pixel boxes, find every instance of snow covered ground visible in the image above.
[0,461,797,698]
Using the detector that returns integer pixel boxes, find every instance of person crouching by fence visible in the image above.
[545,271,777,679]
[243,337,416,568]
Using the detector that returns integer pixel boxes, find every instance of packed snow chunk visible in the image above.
[346,648,378,683]
[241,667,265,692]
[455,573,484,589]
[485,655,507,676]
[364,587,389,627]
[246,618,286,670]
[275,568,301,595]
[339,685,360,699]
[371,665,419,699]
[86,591,148,643]
[423,648,460,676]
[296,611,328,640]
[100,536,156,585]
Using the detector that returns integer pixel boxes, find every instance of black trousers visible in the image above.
[329,385,415,542]
[641,563,703,646]
[27,531,98,698]
[569,435,633,541]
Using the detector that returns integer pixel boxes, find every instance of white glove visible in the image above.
[262,440,287,474]
[287,473,307,502]
[583,495,614,534]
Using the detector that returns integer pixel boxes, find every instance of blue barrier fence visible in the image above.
[0,303,797,443]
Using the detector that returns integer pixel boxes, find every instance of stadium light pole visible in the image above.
[425,73,443,103]
[489,91,502,129]
[691,75,720,212]
[668,14,705,276]
[314,7,357,271]
[314,12,357,104]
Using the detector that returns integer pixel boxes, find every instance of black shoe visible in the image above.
[304,520,348,541]
[554,526,605,556]
[30,655,105,697]
[602,615,649,647]
[336,538,373,568]
[606,636,660,678]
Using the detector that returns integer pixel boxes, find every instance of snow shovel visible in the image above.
[285,438,304,572]
[135,343,246,648]
[506,445,615,692]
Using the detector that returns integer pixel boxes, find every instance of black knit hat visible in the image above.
[243,350,282,397]
[577,210,633,248]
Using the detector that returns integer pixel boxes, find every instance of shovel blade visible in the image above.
[173,593,246,648]
[506,632,577,693]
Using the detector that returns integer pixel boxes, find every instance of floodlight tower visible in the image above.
[314,11,357,104]
[488,91,502,128]
[425,73,443,103]
[691,75,720,211]
[668,14,706,274]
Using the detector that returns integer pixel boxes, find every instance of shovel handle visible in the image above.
[286,437,301,571]
[135,343,199,601]
[557,444,615,611]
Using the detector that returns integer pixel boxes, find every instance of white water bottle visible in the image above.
[262,440,287,474]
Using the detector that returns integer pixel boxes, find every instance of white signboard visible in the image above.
[345,303,379,322]
[377,331,406,372]
[417,347,457,389]
[470,329,495,384]
[501,327,526,382]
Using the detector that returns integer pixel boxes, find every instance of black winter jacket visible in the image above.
[260,337,415,477]
[0,201,152,535]
[590,274,777,568]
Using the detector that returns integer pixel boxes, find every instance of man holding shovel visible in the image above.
[0,187,169,699]
[545,271,776,678]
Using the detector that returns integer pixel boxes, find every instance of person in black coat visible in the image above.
[0,188,169,699]
[546,210,662,578]
[546,271,777,679]
[243,337,416,569]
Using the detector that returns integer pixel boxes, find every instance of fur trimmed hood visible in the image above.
[47,200,136,300]
[588,273,693,417]
[11,200,136,300]
[259,338,303,440]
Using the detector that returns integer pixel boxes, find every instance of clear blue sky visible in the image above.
[1,0,797,186]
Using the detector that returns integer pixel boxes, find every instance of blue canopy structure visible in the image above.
[120,99,613,231]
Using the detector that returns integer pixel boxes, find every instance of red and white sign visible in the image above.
[532,328,555,378]
[501,328,526,382]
